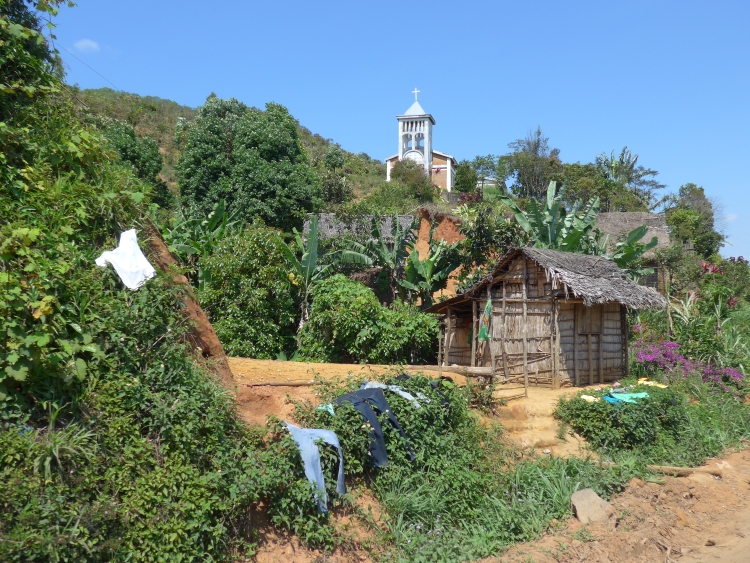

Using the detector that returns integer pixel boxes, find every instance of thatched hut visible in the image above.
[424,248,667,395]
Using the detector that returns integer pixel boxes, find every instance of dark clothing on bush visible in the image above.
[334,388,415,467]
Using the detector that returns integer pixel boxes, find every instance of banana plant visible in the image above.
[276,215,371,335]
[607,224,658,280]
[398,235,461,308]
[500,181,601,252]
[164,199,238,289]
[360,215,418,301]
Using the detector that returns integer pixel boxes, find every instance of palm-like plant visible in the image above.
[501,181,658,276]
[361,215,418,301]
[276,215,370,334]
[164,199,238,289]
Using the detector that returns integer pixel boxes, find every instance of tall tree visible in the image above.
[595,146,665,208]
[454,159,479,193]
[176,98,321,231]
[499,126,562,199]
[665,183,724,258]
[471,154,497,190]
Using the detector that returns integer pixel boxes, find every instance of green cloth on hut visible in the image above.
[478,299,492,342]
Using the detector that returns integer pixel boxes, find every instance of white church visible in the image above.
[385,90,457,192]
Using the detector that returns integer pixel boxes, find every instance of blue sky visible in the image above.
[54,0,749,257]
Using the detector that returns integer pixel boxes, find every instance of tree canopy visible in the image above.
[176,97,321,230]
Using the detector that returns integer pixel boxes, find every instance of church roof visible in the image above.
[403,100,428,116]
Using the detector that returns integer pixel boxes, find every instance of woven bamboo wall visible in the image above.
[444,255,628,388]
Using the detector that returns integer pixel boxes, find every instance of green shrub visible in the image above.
[196,225,299,358]
[293,373,639,563]
[298,275,438,364]
[554,378,750,466]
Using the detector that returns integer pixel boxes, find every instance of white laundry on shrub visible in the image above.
[95,229,156,290]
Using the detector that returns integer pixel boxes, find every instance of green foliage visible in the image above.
[500,181,602,252]
[498,127,562,199]
[298,275,438,364]
[196,225,299,358]
[344,179,421,215]
[595,146,665,208]
[389,160,440,201]
[276,215,371,335]
[164,199,238,288]
[320,170,353,205]
[294,373,638,563]
[360,215,418,301]
[550,162,646,212]
[400,229,462,307]
[454,159,479,193]
[454,202,526,290]
[176,97,321,230]
[554,378,750,466]
[77,87,197,188]
[323,145,345,171]
[665,183,724,257]
[92,116,162,183]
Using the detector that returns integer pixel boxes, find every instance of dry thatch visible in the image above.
[595,212,671,257]
[466,248,667,309]
[303,213,415,242]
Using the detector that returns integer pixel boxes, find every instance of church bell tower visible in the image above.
[397,88,434,172]
[385,89,456,191]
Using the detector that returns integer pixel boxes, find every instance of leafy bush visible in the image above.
[555,378,750,466]
[196,225,299,358]
[176,97,321,230]
[298,275,438,364]
[293,373,639,563]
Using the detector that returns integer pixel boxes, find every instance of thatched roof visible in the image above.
[465,248,667,309]
[595,212,671,258]
[304,213,415,242]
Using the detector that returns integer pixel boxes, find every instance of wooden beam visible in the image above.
[501,281,509,381]
[621,304,629,378]
[552,298,560,389]
[522,258,529,398]
[438,320,443,377]
[598,332,604,384]
[471,299,477,367]
[573,304,579,386]
[588,333,594,385]
[444,307,452,366]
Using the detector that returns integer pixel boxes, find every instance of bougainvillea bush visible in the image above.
[631,333,745,394]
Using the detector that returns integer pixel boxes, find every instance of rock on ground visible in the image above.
[571,488,616,524]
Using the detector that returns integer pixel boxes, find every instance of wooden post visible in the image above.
[587,333,594,385]
[621,304,629,378]
[471,300,477,367]
[501,281,509,380]
[598,332,604,384]
[438,320,443,377]
[573,305,579,386]
[444,307,452,366]
[522,258,529,398]
[552,298,559,389]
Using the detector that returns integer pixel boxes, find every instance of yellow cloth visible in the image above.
[637,378,667,388]
[580,394,600,402]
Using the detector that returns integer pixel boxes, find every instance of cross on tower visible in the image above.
[412,87,420,101]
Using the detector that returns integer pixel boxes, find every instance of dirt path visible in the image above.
[496,449,750,563]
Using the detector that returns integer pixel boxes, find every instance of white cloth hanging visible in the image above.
[95,229,156,290]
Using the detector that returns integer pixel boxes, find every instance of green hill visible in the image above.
[77,88,387,200]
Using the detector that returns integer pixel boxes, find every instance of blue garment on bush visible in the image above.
[284,422,346,513]
[360,381,430,409]
[334,388,415,467]
[605,392,649,405]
